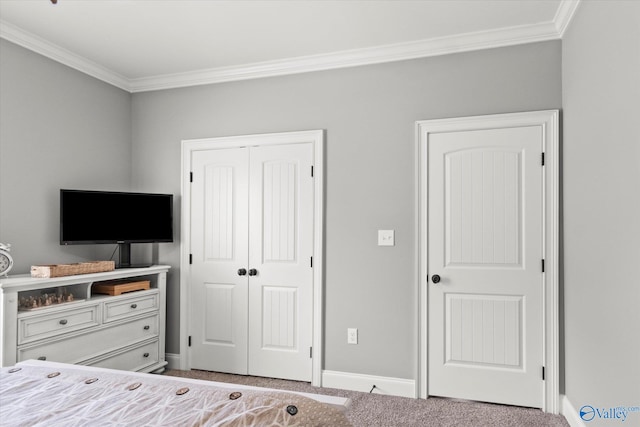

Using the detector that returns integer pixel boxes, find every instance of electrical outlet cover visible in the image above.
[347,328,358,344]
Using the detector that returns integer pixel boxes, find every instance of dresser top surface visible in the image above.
[0,265,170,291]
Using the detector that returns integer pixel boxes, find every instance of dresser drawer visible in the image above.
[18,304,100,345]
[18,314,159,364]
[89,339,159,372]
[103,291,159,323]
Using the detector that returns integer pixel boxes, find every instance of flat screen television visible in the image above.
[60,189,173,268]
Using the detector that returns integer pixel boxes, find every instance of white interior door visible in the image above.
[189,142,313,382]
[427,126,544,408]
[248,143,314,381]
[190,147,249,374]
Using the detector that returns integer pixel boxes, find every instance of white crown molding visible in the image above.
[554,0,582,37]
[0,19,131,92]
[2,1,578,93]
[129,21,560,92]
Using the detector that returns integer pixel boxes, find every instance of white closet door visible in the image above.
[247,143,314,381]
[190,147,249,374]
[189,142,314,382]
[428,126,544,408]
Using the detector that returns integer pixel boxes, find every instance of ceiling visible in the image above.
[0,0,579,92]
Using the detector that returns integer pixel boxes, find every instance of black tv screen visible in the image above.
[60,189,173,245]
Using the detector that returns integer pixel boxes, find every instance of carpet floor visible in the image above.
[164,369,570,427]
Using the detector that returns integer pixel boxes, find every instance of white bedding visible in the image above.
[0,360,352,426]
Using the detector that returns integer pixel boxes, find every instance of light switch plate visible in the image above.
[378,230,395,246]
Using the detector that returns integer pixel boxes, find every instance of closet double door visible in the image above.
[189,142,314,381]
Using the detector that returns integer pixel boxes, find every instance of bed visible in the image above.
[0,360,352,426]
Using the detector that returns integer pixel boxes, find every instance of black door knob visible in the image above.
[248,269,258,276]
[238,268,247,276]
[431,274,441,284]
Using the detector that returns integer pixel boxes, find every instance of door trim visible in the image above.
[179,130,325,387]
[415,111,560,413]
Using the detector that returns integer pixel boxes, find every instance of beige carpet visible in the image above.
[164,369,569,427]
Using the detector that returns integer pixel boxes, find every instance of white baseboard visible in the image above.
[165,353,181,370]
[561,395,586,427]
[163,357,415,398]
[322,370,416,398]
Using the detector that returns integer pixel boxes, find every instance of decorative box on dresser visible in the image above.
[0,265,170,373]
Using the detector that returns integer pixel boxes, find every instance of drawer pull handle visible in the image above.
[59,319,68,325]
[37,356,47,361]
[143,325,150,330]
[143,352,150,358]
[130,304,138,309]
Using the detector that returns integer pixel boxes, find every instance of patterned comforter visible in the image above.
[0,361,352,426]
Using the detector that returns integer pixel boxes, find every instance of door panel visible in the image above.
[446,294,522,367]
[446,148,522,267]
[190,148,249,374]
[203,283,235,344]
[428,126,543,408]
[262,286,297,349]
[248,143,313,381]
[262,159,299,263]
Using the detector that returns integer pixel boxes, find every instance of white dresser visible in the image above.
[0,265,169,373]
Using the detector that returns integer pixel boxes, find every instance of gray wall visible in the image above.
[0,39,132,273]
[0,35,564,383]
[132,41,561,377]
[562,0,640,415]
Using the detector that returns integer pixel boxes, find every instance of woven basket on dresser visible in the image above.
[31,261,115,278]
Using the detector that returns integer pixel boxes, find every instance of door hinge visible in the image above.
[189,254,193,265]
[542,366,546,380]
[310,347,313,358]
[541,153,545,166]
[310,257,313,268]
[190,172,193,182]
[188,336,192,347]
[542,259,545,273]
[311,166,314,177]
